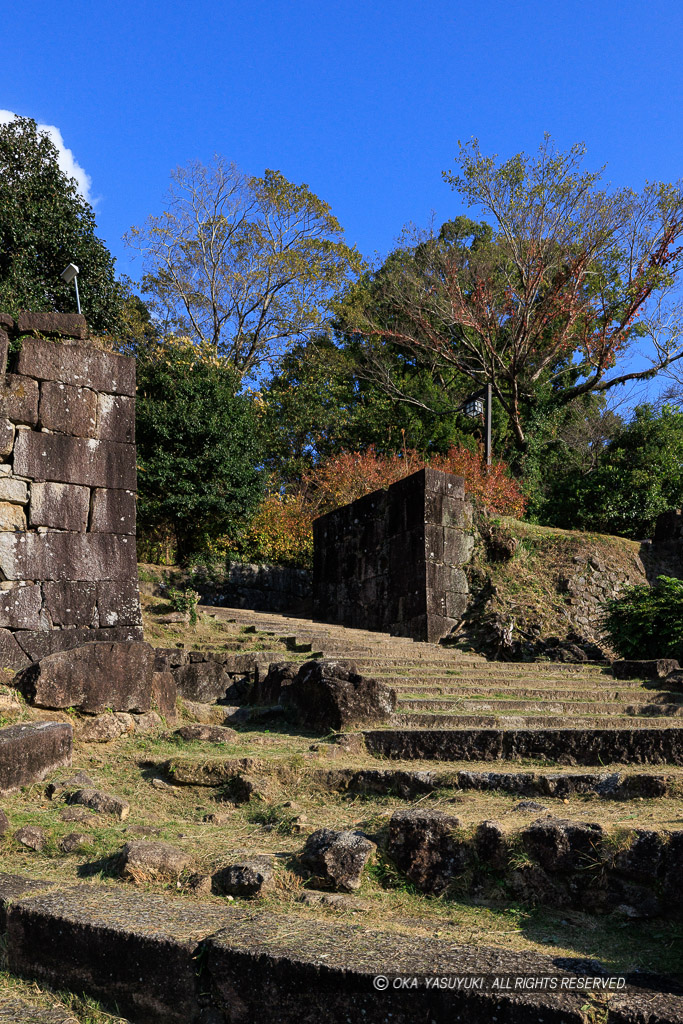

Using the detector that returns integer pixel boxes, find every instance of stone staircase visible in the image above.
[0,603,681,1021]
[205,605,683,764]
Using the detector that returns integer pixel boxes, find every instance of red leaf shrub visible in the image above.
[240,445,526,567]
[306,444,526,518]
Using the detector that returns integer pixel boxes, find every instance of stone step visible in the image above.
[398,697,631,714]
[398,696,683,714]
[3,874,682,1024]
[395,712,683,729]
[362,728,683,764]
[362,665,614,679]
[390,682,663,700]
[310,764,683,799]
[371,665,613,678]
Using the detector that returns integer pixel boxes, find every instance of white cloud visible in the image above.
[0,110,92,203]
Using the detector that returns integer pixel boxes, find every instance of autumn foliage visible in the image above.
[241,444,526,566]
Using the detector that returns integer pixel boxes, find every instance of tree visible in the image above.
[540,404,683,538]
[258,333,478,486]
[124,159,362,377]
[0,116,122,333]
[136,342,263,559]
[342,138,683,448]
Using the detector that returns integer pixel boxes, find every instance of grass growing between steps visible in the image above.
[1,585,682,1003]
[1,723,682,980]
[0,963,129,1023]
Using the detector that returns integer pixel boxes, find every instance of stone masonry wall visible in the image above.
[313,468,473,643]
[197,562,312,615]
[0,313,141,670]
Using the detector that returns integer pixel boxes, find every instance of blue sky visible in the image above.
[2,0,683,408]
[3,0,681,282]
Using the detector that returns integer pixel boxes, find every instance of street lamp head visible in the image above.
[463,397,485,419]
[60,263,79,285]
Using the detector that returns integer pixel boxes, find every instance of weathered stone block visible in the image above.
[14,430,136,489]
[16,312,88,339]
[0,476,27,503]
[39,381,98,437]
[0,584,41,629]
[0,532,137,581]
[97,580,142,626]
[15,338,134,395]
[0,628,30,669]
[5,885,233,1024]
[445,591,468,619]
[97,392,135,443]
[119,840,193,881]
[284,659,397,731]
[90,487,136,534]
[388,807,465,894]
[0,329,8,378]
[212,855,274,897]
[14,626,144,662]
[0,419,14,456]
[424,523,444,562]
[612,659,680,680]
[15,641,155,713]
[443,529,475,565]
[42,581,97,626]
[300,828,376,892]
[174,661,233,702]
[0,501,25,531]
[426,561,468,595]
[3,374,39,425]
[151,669,178,720]
[29,480,90,530]
[0,721,72,796]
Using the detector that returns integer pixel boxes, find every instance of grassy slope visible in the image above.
[455,518,649,658]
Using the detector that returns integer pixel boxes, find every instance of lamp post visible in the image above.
[60,263,81,314]
[462,383,492,466]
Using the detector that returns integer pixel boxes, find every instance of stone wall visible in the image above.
[313,468,473,642]
[0,313,141,670]
[197,562,312,615]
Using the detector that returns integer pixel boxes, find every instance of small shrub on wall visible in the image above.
[603,575,683,661]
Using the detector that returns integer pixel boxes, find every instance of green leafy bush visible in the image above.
[603,576,683,661]
[168,587,200,626]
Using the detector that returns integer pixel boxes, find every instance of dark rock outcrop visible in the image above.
[212,855,274,897]
[387,807,465,894]
[300,828,376,892]
[284,659,396,731]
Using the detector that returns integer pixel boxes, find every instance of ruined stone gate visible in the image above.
[0,312,141,670]
[313,467,474,643]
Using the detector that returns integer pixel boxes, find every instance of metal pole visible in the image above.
[485,383,492,466]
[73,276,81,315]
